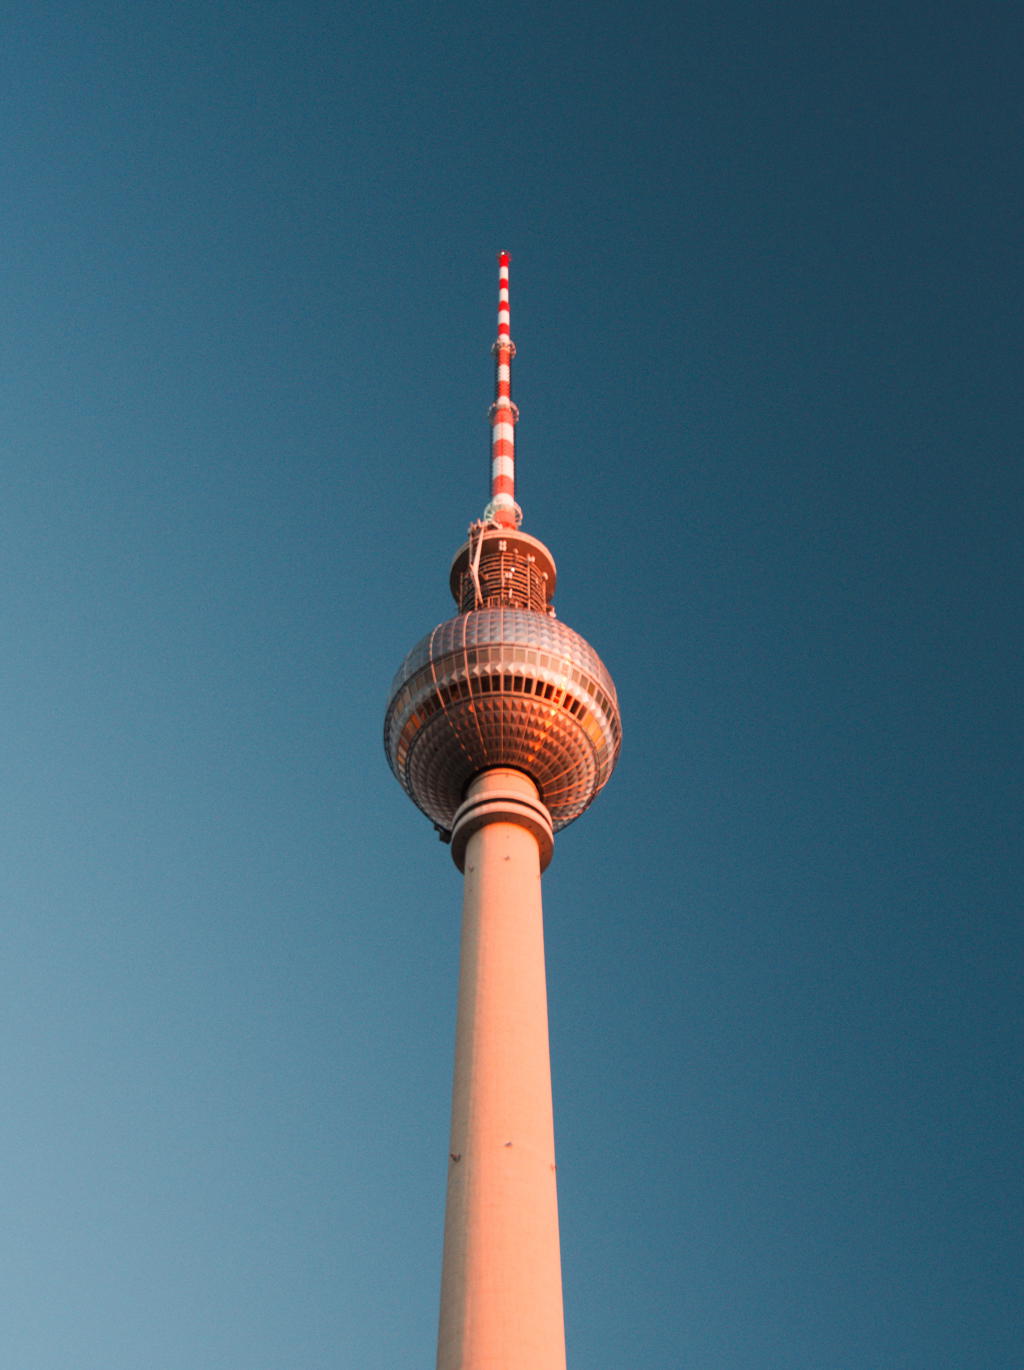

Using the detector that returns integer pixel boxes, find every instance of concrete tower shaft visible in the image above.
[437,769,564,1370]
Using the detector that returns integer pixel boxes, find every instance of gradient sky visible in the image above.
[2,3,1021,1367]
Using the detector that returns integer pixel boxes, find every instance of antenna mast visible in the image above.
[484,250,522,528]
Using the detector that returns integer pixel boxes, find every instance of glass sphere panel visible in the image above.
[384,609,621,833]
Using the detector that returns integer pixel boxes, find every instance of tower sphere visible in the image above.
[383,609,620,835]
[384,529,621,835]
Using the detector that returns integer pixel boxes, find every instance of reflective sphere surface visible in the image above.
[384,609,621,833]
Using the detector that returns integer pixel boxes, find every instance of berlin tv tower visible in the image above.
[384,254,622,1369]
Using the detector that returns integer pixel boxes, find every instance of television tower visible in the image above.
[384,253,621,1370]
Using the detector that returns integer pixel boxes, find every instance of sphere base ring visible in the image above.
[450,769,555,873]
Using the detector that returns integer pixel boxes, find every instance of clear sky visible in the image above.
[2,2,1021,1367]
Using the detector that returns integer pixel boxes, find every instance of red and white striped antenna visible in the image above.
[483,251,522,529]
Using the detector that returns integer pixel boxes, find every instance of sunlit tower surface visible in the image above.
[384,254,621,1369]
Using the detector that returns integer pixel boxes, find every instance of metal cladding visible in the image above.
[450,527,556,613]
[384,607,621,834]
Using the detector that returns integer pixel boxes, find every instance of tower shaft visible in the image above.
[437,769,566,1370]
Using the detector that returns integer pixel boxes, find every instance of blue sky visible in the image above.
[2,2,1021,1366]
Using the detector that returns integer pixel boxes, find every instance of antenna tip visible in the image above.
[498,250,510,266]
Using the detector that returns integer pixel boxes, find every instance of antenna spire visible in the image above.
[484,251,521,528]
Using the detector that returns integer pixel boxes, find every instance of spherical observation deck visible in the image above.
[384,606,621,834]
